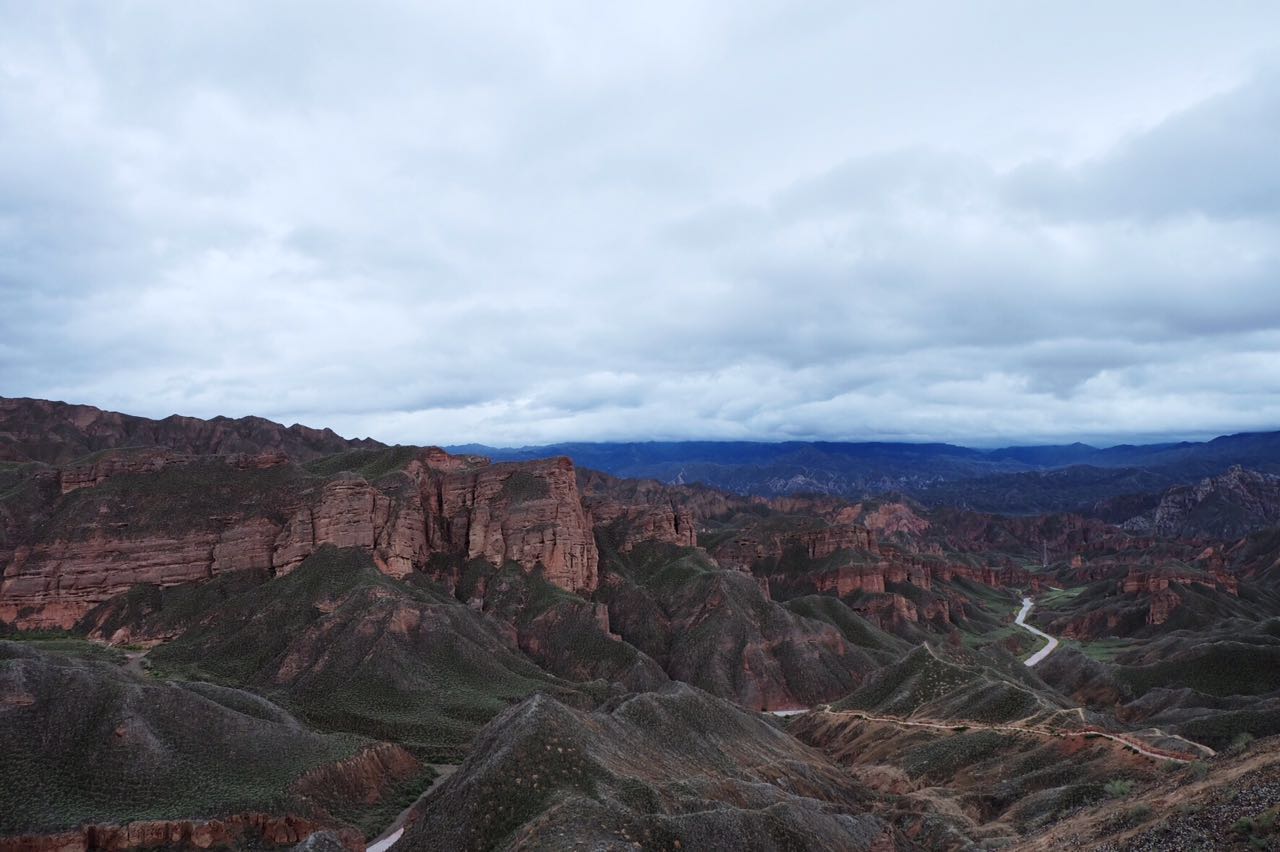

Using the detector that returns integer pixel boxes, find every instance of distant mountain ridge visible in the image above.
[451,432,1280,512]
[4,396,1278,514]
[0,397,383,464]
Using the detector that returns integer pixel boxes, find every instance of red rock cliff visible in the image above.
[1,449,599,628]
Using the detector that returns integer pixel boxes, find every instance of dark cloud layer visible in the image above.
[2,2,1279,446]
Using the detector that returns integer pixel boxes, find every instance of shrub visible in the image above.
[1127,804,1153,824]
[1230,732,1255,754]
[1104,779,1135,799]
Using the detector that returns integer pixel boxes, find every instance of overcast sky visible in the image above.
[3,2,1280,447]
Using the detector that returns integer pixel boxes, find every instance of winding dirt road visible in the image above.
[815,708,1211,764]
[1015,596,1059,666]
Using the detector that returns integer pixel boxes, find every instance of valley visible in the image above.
[1015,597,1059,667]
[2,398,1279,850]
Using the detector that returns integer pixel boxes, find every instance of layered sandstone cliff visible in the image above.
[710,521,877,572]
[0,448,599,628]
[416,455,598,592]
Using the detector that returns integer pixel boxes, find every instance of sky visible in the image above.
[3,1,1280,447]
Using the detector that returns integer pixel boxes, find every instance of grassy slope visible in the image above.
[142,547,593,760]
[0,642,366,834]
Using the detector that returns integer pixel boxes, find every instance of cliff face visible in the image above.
[272,476,429,579]
[0,448,599,629]
[421,457,598,593]
[1116,563,1239,626]
[711,522,876,572]
[574,469,710,551]
[585,498,696,552]
[702,512,1038,633]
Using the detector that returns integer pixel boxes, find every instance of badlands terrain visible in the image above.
[2,396,1280,850]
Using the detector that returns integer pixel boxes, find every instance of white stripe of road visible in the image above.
[367,827,404,852]
[1015,596,1059,667]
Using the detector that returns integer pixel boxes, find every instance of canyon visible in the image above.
[3,398,1280,852]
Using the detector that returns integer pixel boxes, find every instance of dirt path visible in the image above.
[366,764,457,852]
[817,708,1210,763]
[122,649,149,677]
[1015,596,1059,666]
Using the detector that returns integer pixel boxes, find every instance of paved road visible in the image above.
[366,764,457,852]
[367,828,403,852]
[1015,596,1059,667]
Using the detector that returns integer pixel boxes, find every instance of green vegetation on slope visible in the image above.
[303,446,422,480]
[140,547,592,760]
[783,595,909,661]
[1117,644,1280,698]
[0,642,366,834]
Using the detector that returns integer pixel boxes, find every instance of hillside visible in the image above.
[0,640,417,844]
[396,683,896,851]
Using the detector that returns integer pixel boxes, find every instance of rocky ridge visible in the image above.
[0,397,381,465]
[1136,465,1280,539]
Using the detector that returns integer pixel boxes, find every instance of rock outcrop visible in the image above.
[1117,563,1239,626]
[1,448,600,628]
[420,456,598,593]
[2,815,367,852]
[710,520,876,572]
[702,512,1040,632]
[575,470,703,551]
[290,742,422,810]
[0,814,362,852]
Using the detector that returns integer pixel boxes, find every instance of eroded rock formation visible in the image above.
[1,448,600,628]
[0,814,361,852]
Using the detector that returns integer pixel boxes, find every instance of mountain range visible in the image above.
[3,396,1280,851]
[451,431,1280,513]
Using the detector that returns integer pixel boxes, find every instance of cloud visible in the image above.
[1,1,1279,446]
[1006,69,1280,221]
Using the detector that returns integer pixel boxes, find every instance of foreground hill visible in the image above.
[1011,734,1280,851]
[397,683,896,851]
[82,547,597,759]
[0,640,419,846]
